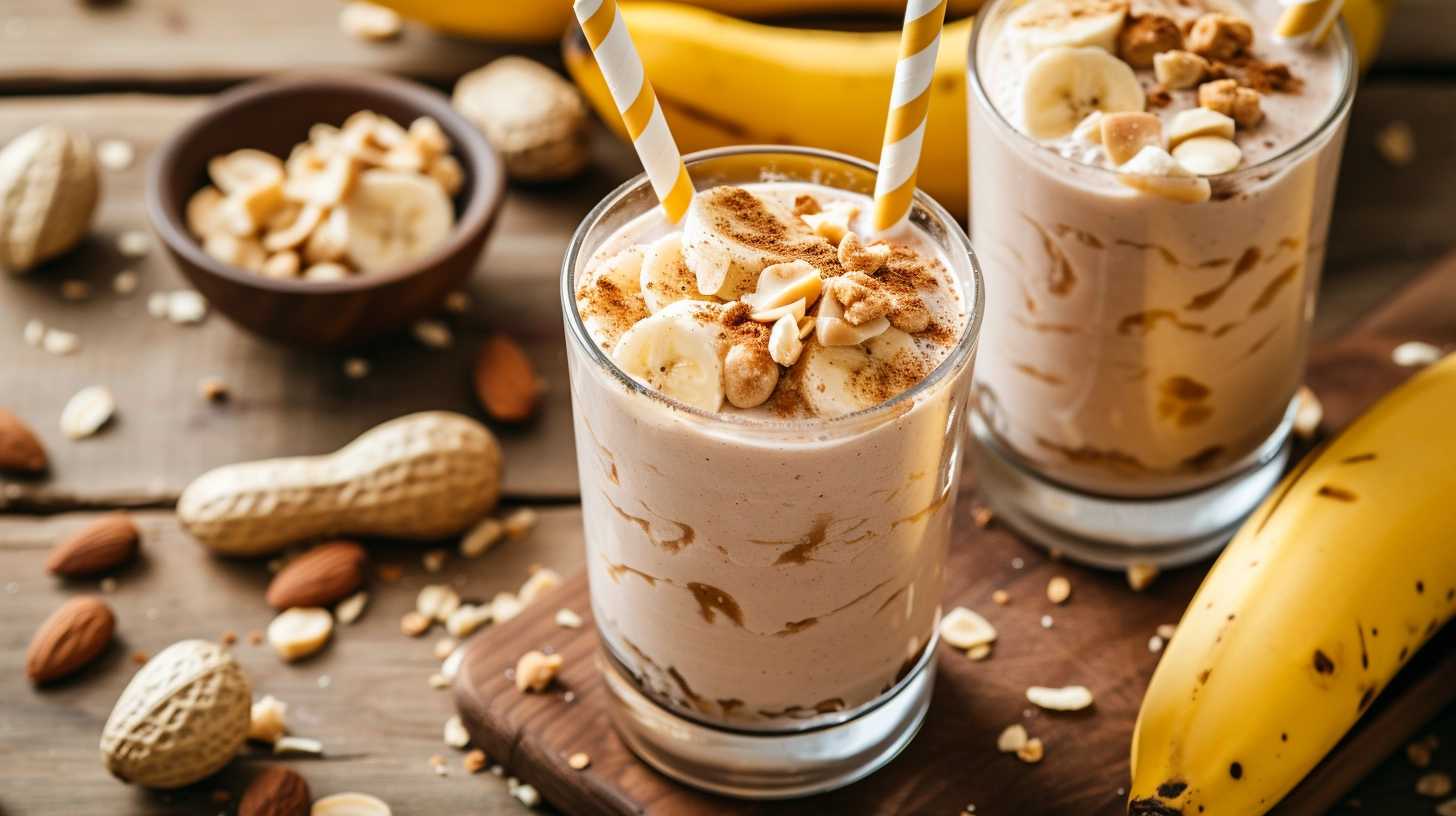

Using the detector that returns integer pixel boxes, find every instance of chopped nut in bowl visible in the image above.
[147,73,504,347]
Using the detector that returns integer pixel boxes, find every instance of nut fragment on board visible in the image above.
[1393,341,1442,367]
[267,541,370,609]
[1017,737,1045,764]
[0,125,99,273]
[1292,385,1322,439]
[60,385,114,439]
[412,319,452,349]
[515,650,564,692]
[338,1,402,40]
[1027,685,1094,711]
[520,568,562,605]
[274,736,324,756]
[568,752,591,770]
[247,694,289,744]
[939,606,997,650]
[445,604,491,638]
[335,591,369,625]
[96,139,135,171]
[452,57,591,182]
[118,230,152,258]
[1046,576,1071,604]
[503,507,537,538]
[555,608,583,629]
[1126,563,1160,592]
[491,592,524,623]
[1374,120,1415,169]
[0,407,46,472]
[1418,773,1454,798]
[42,328,80,355]
[967,643,992,661]
[198,376,229,401]
[417,584,461,622]
[312,792,392,816]
[443,715,470,748]
[343,357,371,379]
[997,723,1029,753]
[463,750,487,772]
[166,290,209,324]
[267,608,334,661]
[401,611,431,637]
[434,638,457,660]
[422,548,448,573]
[460,516,505,558]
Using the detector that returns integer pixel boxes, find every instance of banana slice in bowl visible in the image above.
[342,169,455,272]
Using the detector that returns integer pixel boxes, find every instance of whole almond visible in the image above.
[266,540,369,608]
[45,513,140,577]
[0,406,47,472]
[239,766,311,816]
[25,596,115,683]
[474,333,541,423]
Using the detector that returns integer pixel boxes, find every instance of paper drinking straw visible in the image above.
[871,0,949,233]
[574,0,694,223]
[1274,0,1344,47]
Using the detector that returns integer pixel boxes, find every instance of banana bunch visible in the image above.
[565,3,975,218]
[1129,353,1456,816]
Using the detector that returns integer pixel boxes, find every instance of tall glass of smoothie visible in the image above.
[966,0,1355,567]
[563,146,982,797]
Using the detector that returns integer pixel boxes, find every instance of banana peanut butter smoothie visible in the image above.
[966,0,1353,563]
[563,148,981,795]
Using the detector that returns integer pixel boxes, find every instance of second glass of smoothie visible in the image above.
[563,147,982,797]
[967,0,1355,567]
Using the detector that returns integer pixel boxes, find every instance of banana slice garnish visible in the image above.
[613,300,726,413]
[681,185,819,300]
[1117,146,1212,202]
[799,327,927,417]
[640,232,718,314]
[1171,136,1243,175]
[1004,0,1129,65]
[1021,46,1145,140]
[341,169,454,272]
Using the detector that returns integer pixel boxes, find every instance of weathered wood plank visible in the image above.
[0,95,640,509]
[0,506,588,816]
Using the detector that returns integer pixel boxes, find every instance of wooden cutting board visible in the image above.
[455,251,1456,816]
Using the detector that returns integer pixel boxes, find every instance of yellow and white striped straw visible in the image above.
[574,0,694,223]
[871,0,949,233]
[1274,0,1344,47]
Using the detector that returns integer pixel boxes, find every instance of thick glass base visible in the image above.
[969,411,1293,569]
[598,648,934,799]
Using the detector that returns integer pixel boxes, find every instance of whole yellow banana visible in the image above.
[563,2,973,218]
[1129,353,1456,816]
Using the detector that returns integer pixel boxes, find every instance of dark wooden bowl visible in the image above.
[146,73,505,348]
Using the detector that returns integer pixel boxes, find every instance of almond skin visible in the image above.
[0,406,47,472]
[45,513,140,577]
[26,596,115,683]
[474,333,541,423]
[239,766,311,816]
[266,540,369,608]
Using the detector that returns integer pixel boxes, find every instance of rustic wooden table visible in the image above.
[0,1,1453,814]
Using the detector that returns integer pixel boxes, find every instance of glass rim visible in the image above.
[965,0,1358,183]
[560,145,985,432]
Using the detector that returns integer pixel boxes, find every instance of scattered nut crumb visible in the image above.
[99,577,117,593]
[429,673,451,689]
[1409,741,1433,768]
[1126,563,1160,592]
[1156,624,1177,640]
[335,591,369,625]
[43,328,81,356]
[1012,557,1025,569]
[939,606,997,650]
[972,506,994,528]
[401,611,431,637]
[434,638,458,660]
[418,584,461,621]
[197,375,229,401]
[461,516,505,558]
[444,714,471,748]
[442,645,466,680]
[117,230,152,258]
[502,507,538,538]
[221,630,237,645]
[1292,385,1322,440]
[343,357,371,379]
[1027,685,1094,711]
[1046,576,1071,604]
[1418,772,1453,799]
[422,548,448,573]
[147,291,169,318]
[444,290,471,313]
[268,607,334,661]
[412,319,453,349]
[274,736,323,756]
[992,590,1010,605]
[491,591,524,623]
[1040,615,1053,629]
[1435,798,1456,816]
[1187,12,1252,61]
[568,752,590,770]
[60,279,90,301]
[23,318,44,346]
[428,754,447,768]
[967,643,992,661]
[96,139,135,171]
[463,749,487,773]
[1149,635,1165,653]
[516,650,564,692]
[112,270,139,295]
[997,723,1029,753]
[166,290,208,324]
[555,608,583,629]
[1016,737,1045,764]
[339,1,403,40]
[520,568,562,605]
[446,604,492,638]
[512,782,541,808]
[131,651,148,664]
[1393,340,1442,367]
[248,630,264,645]
[377,563,402,582]
[1374,120,1415,169]
[248,694,289,744]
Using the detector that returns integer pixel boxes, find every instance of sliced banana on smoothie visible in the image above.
[1003,0,1129,64]
[681,185,821,300]
[640,232,719,314]
[1171,135,1243,175]
[798,328,928,417]
[1021,46,1145,139]
[613,300,726,413]
[342,169,454,272]
[1117,145,1212,202]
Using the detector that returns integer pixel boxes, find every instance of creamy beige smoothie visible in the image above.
[969,0,1350,498]
[567,177,977,729]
